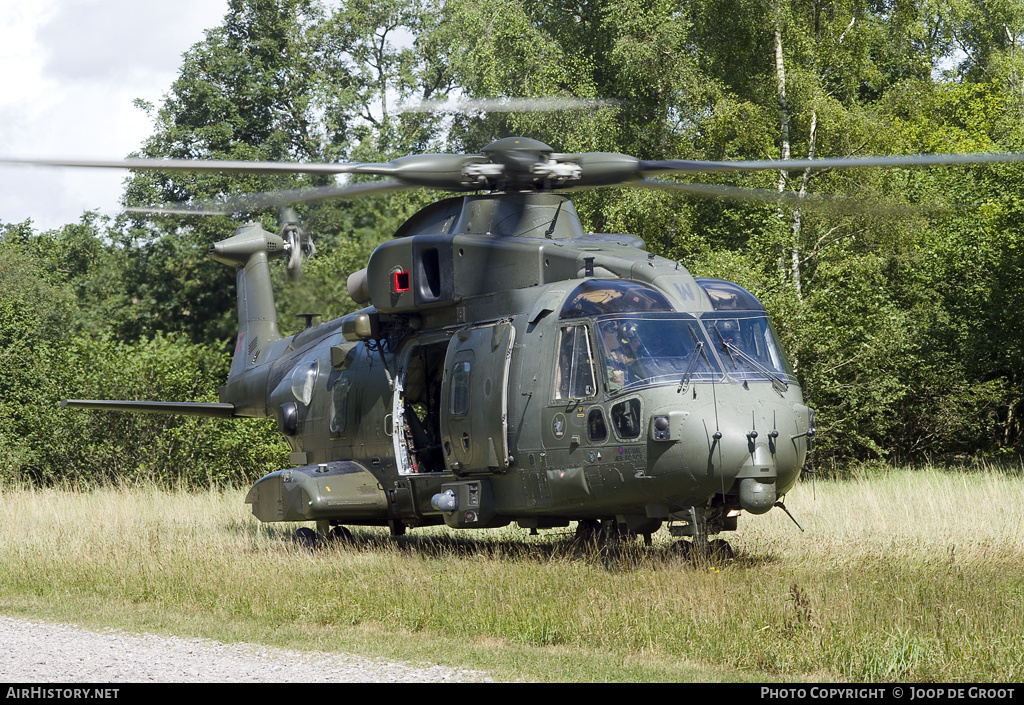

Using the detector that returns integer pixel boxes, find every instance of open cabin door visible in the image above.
[441,320,515,473]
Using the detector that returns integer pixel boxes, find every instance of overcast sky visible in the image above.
[0,0,229,231]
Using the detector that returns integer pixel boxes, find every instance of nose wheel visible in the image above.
[669,506,735,561]
[672,537,735,561]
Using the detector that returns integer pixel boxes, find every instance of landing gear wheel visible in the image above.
[574,519,603,547]
[331,525,353,543]
[672,540,695,560]
[295,527,318,550]
[598,520,626,568]
[706,538,735,560]
[672,538,734,563]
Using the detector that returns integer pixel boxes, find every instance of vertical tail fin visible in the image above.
[208,223,285,376]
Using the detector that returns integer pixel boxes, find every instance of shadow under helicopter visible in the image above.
[240,521,782,571]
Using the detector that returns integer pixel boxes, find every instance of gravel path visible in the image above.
[0,616,494,683]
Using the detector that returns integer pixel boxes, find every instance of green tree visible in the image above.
[434,0,1024,462]
[118,0,450,347]
[0,221,288,486]
[13,0,1024,469]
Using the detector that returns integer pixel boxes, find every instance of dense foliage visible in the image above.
[4,0,1024,484]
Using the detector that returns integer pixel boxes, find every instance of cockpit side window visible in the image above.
[554,324,597,400]
[587,408,608,442]
[611,398,642,439]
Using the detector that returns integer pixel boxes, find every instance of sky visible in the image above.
[0,0,229,231]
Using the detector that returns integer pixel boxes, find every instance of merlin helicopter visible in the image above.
[8,136,1024,555]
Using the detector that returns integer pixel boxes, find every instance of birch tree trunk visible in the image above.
[773,9,804,300]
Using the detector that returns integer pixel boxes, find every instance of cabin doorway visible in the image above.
[393,338,448,475]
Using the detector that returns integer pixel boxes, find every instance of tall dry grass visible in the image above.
[1,466,1021,681]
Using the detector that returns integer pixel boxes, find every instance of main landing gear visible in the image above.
[294,520,353,550]
[572,518,654,549]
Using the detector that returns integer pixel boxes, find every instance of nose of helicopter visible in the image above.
[652,397,812,515]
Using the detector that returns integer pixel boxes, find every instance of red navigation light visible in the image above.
[393,270,411,292]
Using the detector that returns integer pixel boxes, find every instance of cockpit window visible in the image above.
[554,324,597,400]
[695,278,766,311]
[611,398,642,439]
[560,280,674,319]
[587,408,608,441]
[702,313,794,383]
[595,314,719,393]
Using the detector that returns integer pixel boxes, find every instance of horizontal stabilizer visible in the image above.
[61,399,237,418]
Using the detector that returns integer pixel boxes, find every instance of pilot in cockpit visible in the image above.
[603,322,644,388]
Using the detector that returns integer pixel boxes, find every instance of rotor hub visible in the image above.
[475,137,582,191]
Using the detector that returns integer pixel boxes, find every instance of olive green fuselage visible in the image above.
[235,194,813,537]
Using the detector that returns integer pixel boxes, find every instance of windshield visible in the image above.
[595,314,719,393]
[701,312,795,383]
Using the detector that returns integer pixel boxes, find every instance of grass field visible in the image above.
[1,464,1022,682]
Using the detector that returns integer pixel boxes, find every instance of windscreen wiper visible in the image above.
[677,338,706,393]
[712,325,789,393]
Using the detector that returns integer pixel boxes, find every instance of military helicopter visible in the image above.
[7,137,1024,555]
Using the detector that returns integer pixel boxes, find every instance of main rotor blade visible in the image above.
[0,153,484,190]
[10,143,1024,205]
[126,179,410,216]
[628,178,915,216]
[398,97,619,113]
[0,156,366,175]
[631,178,837,206]
[639,151,1024,175]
